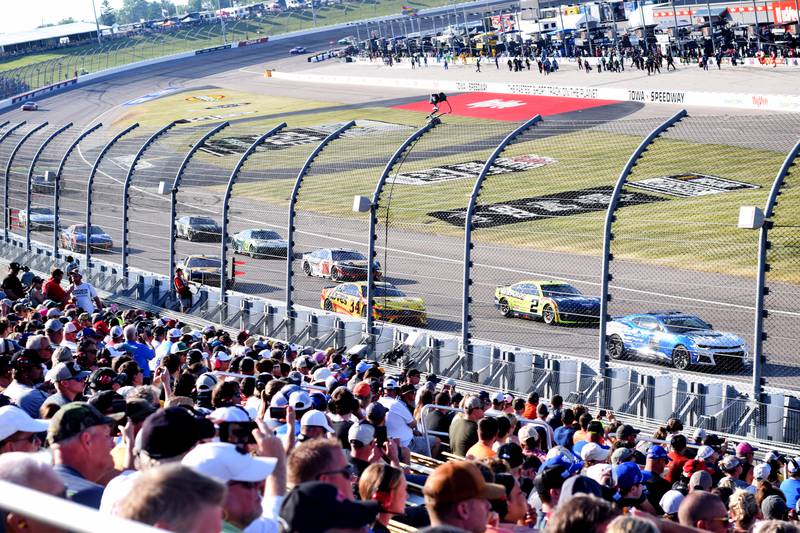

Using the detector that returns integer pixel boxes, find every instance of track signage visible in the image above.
[428,186,665,228]
[626,173,759,197]
[392,154,556,186]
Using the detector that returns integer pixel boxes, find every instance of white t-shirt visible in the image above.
[72,282,98,313]
[379,396,414,447]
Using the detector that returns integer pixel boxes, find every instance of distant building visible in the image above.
[0,22,110,54]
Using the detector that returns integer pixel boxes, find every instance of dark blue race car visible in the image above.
[605,311,749,371]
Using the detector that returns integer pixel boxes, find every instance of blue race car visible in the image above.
[605,311,748,371]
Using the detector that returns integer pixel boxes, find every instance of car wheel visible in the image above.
[542,305,556,325]
[672,345,691,371]
[498,298,511,317]
[187,231,194,242]
[331,267,341,282]
[607,334,626,360]
[303,262,312,276]
[323,299,333,311]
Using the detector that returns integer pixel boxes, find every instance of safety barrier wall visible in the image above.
[0,113,798,445]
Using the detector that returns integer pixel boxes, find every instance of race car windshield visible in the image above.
[374,286,405,298]
[191,217,217,225]
[541,284,581,298]
[251,231,281,240]
[187,258,220,268]
[30,208,53,214]
[662,316,711,333]
[75,226,106,235]
[332,251,365,261]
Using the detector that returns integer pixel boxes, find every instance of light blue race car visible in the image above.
[605,311,748,371]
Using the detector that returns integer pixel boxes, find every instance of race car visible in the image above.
[289,46,307,54]
[301,248,381,282]
[18,207,54,230]
[320,281,427,326]
[605,311,749,371]
[232,229,287,259]
[60,224,113,252]
[494,280,600,325]
[20,102,38,111]
[31,174,54,193]
[175,215,222,242]
[179,255,234,289]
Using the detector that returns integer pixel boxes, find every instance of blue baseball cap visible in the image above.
[356,360,371,373]
[573,440,588,457]
[553,426,574,449]
[613,462,651,490]
[647,445,671,461]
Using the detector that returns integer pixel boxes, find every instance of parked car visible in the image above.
[18,207,55,230]
[232,229,287,259]
[179,255,234,289]
[606,311,749,371]
[175,216,222,242]
[20,102,38,111]
[60,224,113,252]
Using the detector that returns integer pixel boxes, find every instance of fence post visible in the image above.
[752,139,800,407]
[121,121,177,280]
[4,122,48,242]
[461,115,541,371]
[169,122,230,291]
[85,124,139,268]
[597,110,687,409]
[53,124,103,260]
[366,118,440,349]
[25,123,72,252]
[220,123,287,307]
[286,121,356,323]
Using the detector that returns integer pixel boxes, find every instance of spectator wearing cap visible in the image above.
[644,445,672,514]
[288,438,356,500]
[531,458,572,529]
[183,437,284,533]
[580,442,611,467]
[43,267,68,306]
[281,481,380,533]
[518,424,544,460]
[780,457,800,509]
[424,460,505,533]
[749,463,772,494]
[48,402,120,508]
[155,327,182,367]
[117,325,154,381]
[764,451,787,485]
[720,455,750,491]
[116,464,226,533]
[41,361,90,412]
[615,424,640,449]
[3,350,44,405]
[67,270,103,314]
[497,442,525,475]
[466,417,499,460]
[61,321,79,351]
[664,434,690,484]
[547,395,564,429]
[485,392,506,417]
[379,381,438,460]
[659,490,684,521]
[761,494,789,521]
[1,262,24,300]
[613,462,655,513]
[25,334,52,365]
[689,470,713,493]
[736,442,758,481]
[45,317,64,348]
[450,395,484,457]
[0,452,69,532]
[0,405,48,453]
[678,491,730,533]
[299,409,334,442]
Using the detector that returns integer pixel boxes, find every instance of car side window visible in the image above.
[639,317,660,330]
[324,250,332,260]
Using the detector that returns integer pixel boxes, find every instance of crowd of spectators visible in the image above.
[0,259,800,533]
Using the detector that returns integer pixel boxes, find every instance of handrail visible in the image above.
[0,480,162,532]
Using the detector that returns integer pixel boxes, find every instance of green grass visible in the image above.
[0,0,455,94]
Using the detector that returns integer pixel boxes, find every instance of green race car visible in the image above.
[232,229,288,259]
[494,280,601,325]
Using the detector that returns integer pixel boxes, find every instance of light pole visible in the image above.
[217,0,228,44]
[91,0,102,44]
[670,0,682,55]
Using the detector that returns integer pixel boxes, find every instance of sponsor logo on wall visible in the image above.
[428,186,665,228]
[627,90,686,104]
[392,155,556,186]
[198,120,412,156]
[195,44,232,55]
[627,173,760,197]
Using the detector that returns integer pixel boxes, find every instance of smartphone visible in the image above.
[269,407,287,420]
[374,425,388,446]
[219,422,257,446]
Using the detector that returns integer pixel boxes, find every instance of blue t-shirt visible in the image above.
[780,478,800,509]
[117,341,155,378]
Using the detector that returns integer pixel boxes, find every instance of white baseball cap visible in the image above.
[209,406,251,424]
[45,318,62,332]
[581,442,611,462]
[63,322,78,334]
[300,410,334,433]
[0,405,49,441]
[348,422,376,446]
[109,325,123,338]
[492,391,505,403]
[168,328,183,338]
[182,442,276,483]
[383,378,398,390]
[312,367,332,382]
[585,463,613,485]
[696,445,715,461]
[660,490,685,515]
[288,391,312,411]
[754,463,771,481]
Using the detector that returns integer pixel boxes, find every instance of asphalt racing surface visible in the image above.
[2,21,799,392]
